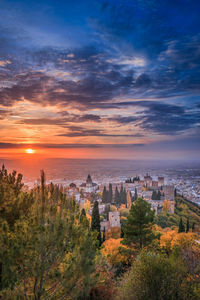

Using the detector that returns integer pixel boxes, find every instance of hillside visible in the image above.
[155,195,200,230]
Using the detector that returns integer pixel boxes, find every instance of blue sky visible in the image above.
[0,0,199,159]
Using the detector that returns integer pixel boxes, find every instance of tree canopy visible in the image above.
[123,198,155,249]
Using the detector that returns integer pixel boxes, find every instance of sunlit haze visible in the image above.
[25,148,35,154]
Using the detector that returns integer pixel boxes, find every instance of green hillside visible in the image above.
[155,195,200,230]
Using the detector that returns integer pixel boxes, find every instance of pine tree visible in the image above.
[186,218,190,233]
[0,171,97,299]
[123,198,155,249]
[178,217,185,233]
[91,201,101,246]
[108,183,113,203]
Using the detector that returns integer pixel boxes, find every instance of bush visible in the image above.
[118,250,197,300]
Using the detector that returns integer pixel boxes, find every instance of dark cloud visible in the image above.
[0,142,144,149]
[138,102,200,135]
[0,72,51,106]
[104,102,200,135]
[57,125,142,137]
[107,115,139,124]
[17,113,101,126]
[135,73,151,87]
[0,109,12,119]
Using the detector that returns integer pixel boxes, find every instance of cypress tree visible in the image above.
[123,188,127,205]
[152,190,157,200]
[178,217,185,233]
[119,185,124,204]
[102,186,107,203]
[108,183,113,203]
[134,188,138,201]
[81,208,86,216]
[102,227,106,242]
[115,186,120,204]
[91,201,101,246]
[105,204,110,219]
[157,190,161,200]
[186,218,190,233]
[80,208,86,220]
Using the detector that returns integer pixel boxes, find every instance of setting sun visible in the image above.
[25,148,35,154]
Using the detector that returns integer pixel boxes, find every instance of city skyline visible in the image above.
[0,0,200,159]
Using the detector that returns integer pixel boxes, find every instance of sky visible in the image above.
[0,0,200,160]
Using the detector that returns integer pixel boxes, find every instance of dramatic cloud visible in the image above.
[0,0,199,157]
[0,142,145,149]
[17,113,101,126]
[57,125,142,137]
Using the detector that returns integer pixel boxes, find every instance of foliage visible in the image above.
[151,190,161,200]
[155,212,179,228]
[102,239,130,266]
[120,208,129,218]
[114,186,127,206]
[105,227,121,240]
[160,230,199,253]
[125,176,140,184]
[155,195,200,230]
[175,196,200,230]
[110,205,117,212]
[133,188,138,201]
[114,186,120,204]
[101,239,134,277]
[91,200,101,246]
[178,217,185,233]
[1,166,199,299]
[186,217,190,233]
[0,168,97,299]
[83,198,91,213]
[89,255,117,300]
[123,198,155,249]
[118,250,197,300]
[108,183,113,203]
[162,199,171,213]
[0,164,34,227]
[102,184,113,203]
[102,186,108,203]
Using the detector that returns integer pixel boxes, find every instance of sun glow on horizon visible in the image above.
[25,148,35,154]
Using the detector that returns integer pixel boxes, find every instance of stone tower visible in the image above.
[109,211,121,228]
